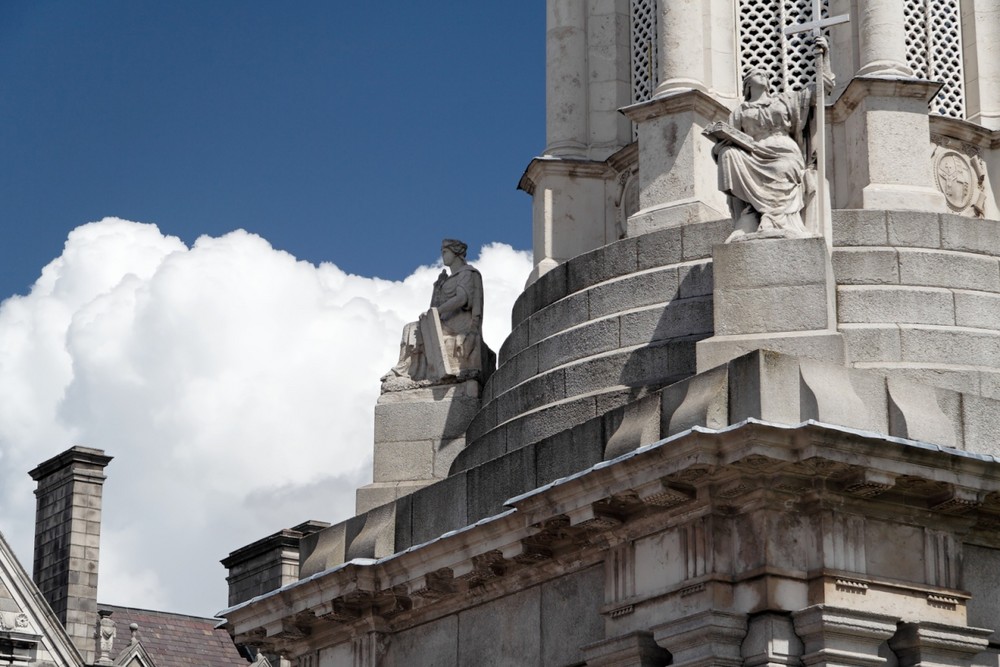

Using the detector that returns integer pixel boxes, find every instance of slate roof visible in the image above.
[98,604,248,667]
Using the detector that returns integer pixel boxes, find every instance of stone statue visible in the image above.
[705,36,834,242]
[381,239,495,392]
[97,610,116,664]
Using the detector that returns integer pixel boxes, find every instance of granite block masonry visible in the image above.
[29,446,112,665]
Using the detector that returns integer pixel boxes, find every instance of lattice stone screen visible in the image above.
[904,0,965,118]
[738,0,829,93]
[630,0,658,104]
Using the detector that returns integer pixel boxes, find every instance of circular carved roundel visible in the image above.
[934,149,975,212]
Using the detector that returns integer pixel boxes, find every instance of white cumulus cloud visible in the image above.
[0,217,532,615]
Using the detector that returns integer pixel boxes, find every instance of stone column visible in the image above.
[964,1,1000,130]
[652,610,747,667]
[653,0,706,97]
[792,606,898,667]
[888,622,991,667]
[546,0,589,157]
[857,2,912,78]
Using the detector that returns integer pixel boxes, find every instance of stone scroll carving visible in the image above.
[704,38,834,242]
[381,239,496,393]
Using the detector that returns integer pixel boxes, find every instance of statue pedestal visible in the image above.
[696,237,845,371]
[355,381,481,514]
[620,90,730,236]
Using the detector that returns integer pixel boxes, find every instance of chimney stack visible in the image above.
[29,446,113,664]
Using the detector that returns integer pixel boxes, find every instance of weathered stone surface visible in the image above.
[954,290,1000,330]
[495,369,566,424]
[677,260,714,298]
[457,588,540,667]
[681,218,730,261]
[374,396,480,443]
[373,440,433,483]
[536,317,619,372]
[898,249,1000,293]
[409,473,467,546]
[832,209,888,246]
[965,545,1000,642]
[900,326,1000,367]
[535,418,605,484]
[587,266,678,319]
[384,616,458,667]
[887,377,958,448]
[698,330,845,371]
[567,235,638,293]
[840,324,902,362]
[465,445,535,523]
[528,291,590,345]
[662,363,729,435]
[620,297,713,346]
[345,502,395,560]
[714,284,831,335]
[886,210,941,248]
[833,248,900,284]
[541,567,604,667]
[713,237,830,289]
[604,394,661,459]
[637,226,684,270]
[940,214,1000,257]
[512,261,567,327]
[299,523,347,579]
[799,359,875,431]
[838,286,954,325]
[962,394,1000,459]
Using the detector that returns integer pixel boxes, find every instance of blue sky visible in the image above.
[0,2,543,616]
[0,2,542,297]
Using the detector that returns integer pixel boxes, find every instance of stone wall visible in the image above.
[455,210,1000,477]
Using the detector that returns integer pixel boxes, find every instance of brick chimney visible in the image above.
[29,446,113,664]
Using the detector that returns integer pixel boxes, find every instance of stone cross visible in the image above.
[784,1,849,248]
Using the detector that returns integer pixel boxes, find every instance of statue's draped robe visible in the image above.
[386,263,493,386]
[430,264,488,373]
[718,87,816,235]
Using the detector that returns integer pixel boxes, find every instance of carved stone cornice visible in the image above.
[618,88,730,124]
[220,420,1000,657]
[517,156,616,195]
[829,76,944,123]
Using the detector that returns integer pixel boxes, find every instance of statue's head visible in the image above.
[441,239,468,259]
[742,67,771,100]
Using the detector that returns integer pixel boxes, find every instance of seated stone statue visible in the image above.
[706,37,834,242]
[381,239,496,392]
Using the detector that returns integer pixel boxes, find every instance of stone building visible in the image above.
[0,446,248,666]
[221,1,1000,666]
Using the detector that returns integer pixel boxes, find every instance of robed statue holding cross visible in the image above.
[704,6,846,244]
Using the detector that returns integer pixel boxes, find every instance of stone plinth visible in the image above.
[832,77,947,212]
[697,237,844,371]
[356,381,480,514]
[620,90,730,236]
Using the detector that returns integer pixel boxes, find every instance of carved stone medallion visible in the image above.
[934,149,975,212]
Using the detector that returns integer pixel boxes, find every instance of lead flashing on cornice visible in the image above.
[218,509,518,618]
[220,418,1000,620]
[504,417,1000,508]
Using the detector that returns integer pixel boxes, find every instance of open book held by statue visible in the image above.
[703,36,834,242]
